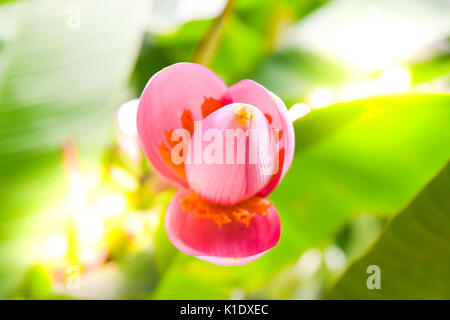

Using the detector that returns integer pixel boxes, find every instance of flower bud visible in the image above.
[185,103,278,205]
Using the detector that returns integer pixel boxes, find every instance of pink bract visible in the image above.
[136,63,294,266]
[185,103,274,205]
[165,189,281,266]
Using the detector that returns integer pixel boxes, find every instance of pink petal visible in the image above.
[185,103,275,205]
[165,189,281,264]
[137,63,228,187]
[197,251,268,266]
[225,80,295,196]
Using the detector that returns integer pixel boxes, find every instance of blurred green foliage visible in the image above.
[148,93,450,299]
[252,48,348,105]
[327,163,450,299]
[131,0,331,91]
[0,0,145,297]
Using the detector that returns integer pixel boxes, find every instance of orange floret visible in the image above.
[231,208,255,228]
[159,143,186,179]
[201,97,223,118]
[264,113,273,124]
[181,109,194,135]
[159,109,195,179]
[164,129,179,148]
[180,193,272,228]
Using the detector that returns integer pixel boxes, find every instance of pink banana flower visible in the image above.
[137,63,295,266]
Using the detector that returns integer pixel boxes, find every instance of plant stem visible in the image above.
[192,0,235,66]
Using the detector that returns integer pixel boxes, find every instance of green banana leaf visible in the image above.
[151,93,450,299]
[326,162,450,299]
[0,0,146,298]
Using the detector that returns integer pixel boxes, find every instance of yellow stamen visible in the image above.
[233,104,254,126]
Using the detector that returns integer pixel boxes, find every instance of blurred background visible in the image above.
[0,0,449,299]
